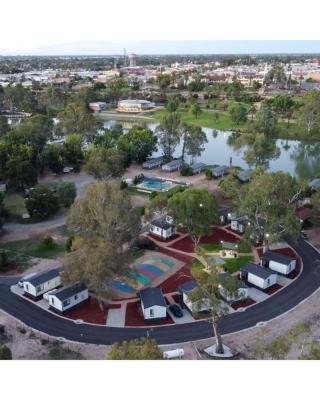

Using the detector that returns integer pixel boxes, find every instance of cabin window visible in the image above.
[267,278,270,286]
[150,309,154,317]
[63,299,71,307]
[36,285,43,293]
[51,298,55,305]
[74,294,78,300]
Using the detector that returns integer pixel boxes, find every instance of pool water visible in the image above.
[140,178,172,191]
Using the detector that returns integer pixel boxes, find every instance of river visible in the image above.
[102,119,320,180]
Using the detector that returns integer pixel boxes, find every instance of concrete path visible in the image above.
[248,287,269,302]
[106,304,126,327]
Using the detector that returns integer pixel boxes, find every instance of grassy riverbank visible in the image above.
[151,109,319,141]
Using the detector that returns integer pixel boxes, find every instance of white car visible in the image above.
[63,167,74,174]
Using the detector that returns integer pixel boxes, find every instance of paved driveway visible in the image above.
[0,239,319,345]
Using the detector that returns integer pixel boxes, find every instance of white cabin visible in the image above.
[241,263,277,290]
[178,281,210,315]
[149,217,176,240]
[23,269,61,300]
[48,283,89,314]
[261,250,296,276]
[139,287,167,321]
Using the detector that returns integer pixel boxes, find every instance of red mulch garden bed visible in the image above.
[171,293,182,304]
[168,227,240,253]
[158,263,193,294]
[231,298,256,310]
[65,297,121,325]
[264,284,283,295]
[125,301,174,327]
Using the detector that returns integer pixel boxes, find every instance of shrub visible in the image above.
[120,180,128,190]
[205,169,213,180]
[135,237,156,250]
[0,345,12,360]
[65,235,75,252]
[180,165,193,176]
[0,251,10,272]
[133,174,144,185]
[41,235,55,249]
[149,192,158,200]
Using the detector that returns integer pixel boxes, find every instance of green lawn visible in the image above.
[198,243,223,252]
[3,193,27,217]
[0,238,65,260]
[191,255,253,277]
[152,109,311,141]
[223,255,254,274]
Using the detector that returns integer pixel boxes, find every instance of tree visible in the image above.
[0,192,4,230]
[61,134,84,165]
[117,126,157,164]
[228,103,248,125]
[57,101,100,136]
[180,124,207,162]
[156,112,181,161]
[146,193,168,220]
[39,86,68,116]
[219,175,241,199]
[189,102,202,119]
[25,185,60,220]
[166,98,179,113]
[157,74,171,90]
[168,189,218,247]
[271,95,296,127]
[108,339,163,360]
[67,181,141,249]
[56,181,77,207]
[3,84,32,112]
[254,103,278,137]
[311,190,320,226]
[0,345,12,360]
[296,90,320,135]
[43,144,64,174]
[63,237,130,306]
[189,263,241,355]
[4,145,38,191]
[0,116,9,137]
[85,147,125,180]
[237,170,303,249]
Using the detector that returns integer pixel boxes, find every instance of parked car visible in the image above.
[169,304,183,318]
[18,273,37,288]
[63,166,74,174]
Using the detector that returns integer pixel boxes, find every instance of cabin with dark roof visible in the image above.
[178,280,210,314]
[149,216,176,240]
[218,272,249,303]
[48,283,89,314]
[240,263,277,290]
[261,250,296,276]
[142,156,164,169]
[162,159,184,172]
[139,287,167,321]
[23,269,61,300]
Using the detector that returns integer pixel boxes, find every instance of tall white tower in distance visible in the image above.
[128,53,137,67]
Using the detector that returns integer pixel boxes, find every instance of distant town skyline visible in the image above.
[1,40,320,56]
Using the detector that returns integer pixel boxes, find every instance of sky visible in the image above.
[0,0,320,55]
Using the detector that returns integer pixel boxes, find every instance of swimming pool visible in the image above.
[139,178,172,191]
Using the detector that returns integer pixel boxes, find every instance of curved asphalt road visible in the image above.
[0,239,319,345]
